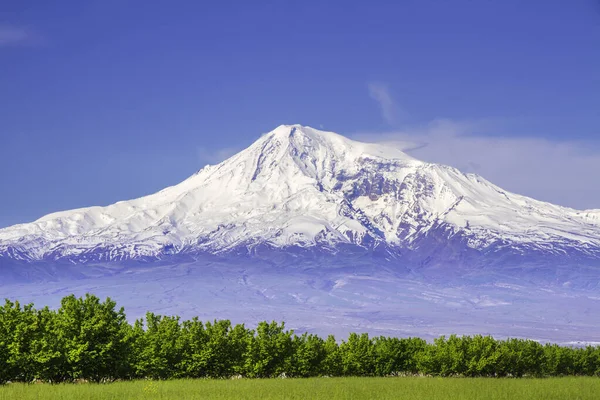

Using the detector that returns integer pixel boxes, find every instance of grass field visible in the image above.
[1,377,598,400]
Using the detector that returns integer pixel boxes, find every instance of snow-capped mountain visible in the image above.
[2,124,600,265]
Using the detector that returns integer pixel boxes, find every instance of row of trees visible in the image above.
[1,294,599,383]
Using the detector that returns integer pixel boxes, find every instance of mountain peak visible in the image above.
[259,124,418,164]
[265,124,344,144]
[1,124,600,263]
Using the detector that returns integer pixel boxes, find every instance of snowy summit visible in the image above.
[1,124,600,265]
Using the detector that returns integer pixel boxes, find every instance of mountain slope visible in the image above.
[1,124,600,264]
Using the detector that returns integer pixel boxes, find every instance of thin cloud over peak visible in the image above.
[368,82,403,125]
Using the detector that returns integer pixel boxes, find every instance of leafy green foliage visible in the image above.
[244,321,294,377]
[290,333,327,377]
[0,294,599,383]
[55,294,131,382]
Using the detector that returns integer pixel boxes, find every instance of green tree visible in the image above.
[29,306,68,382]
[464,335,499,377]
[290,333,326,377]
[543,343,576,376]
[372,336,426,376]
[244,321,293,377]
[321,335,341,376]
[339,333,375,376]
[179,319,251,378]
[132,312,183,379]
[573,346,600,376]
[55,294,132,382]
[494,338,544,377]
[0,300,35,382]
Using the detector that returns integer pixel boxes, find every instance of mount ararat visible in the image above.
[2,124,600,266]
[1,125,599,342]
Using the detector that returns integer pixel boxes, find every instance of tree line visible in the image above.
[1,294,599,383]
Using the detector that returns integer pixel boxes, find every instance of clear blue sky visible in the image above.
[1,0,600,228]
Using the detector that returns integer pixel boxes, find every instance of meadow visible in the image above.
[1,377,598,400]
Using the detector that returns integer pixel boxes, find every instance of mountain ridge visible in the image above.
[1,124,600,265]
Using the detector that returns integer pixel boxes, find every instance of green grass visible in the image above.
[1,377,598,400]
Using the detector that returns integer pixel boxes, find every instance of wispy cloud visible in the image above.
[368,82,402,125]
[197,146,241,165]
[353,119,600,210]
[0,24,38,47]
